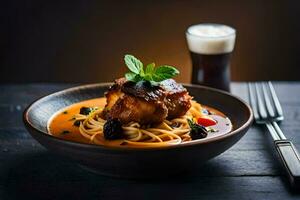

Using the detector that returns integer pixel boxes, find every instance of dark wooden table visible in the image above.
[1,82,300,200]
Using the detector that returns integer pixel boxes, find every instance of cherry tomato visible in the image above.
[197,116,217,127]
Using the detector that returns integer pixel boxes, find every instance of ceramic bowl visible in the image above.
[23,83,253,178]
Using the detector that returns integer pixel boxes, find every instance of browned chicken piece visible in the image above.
[103,79,168,124]
[103,79,125,111]
[108,94,168,125]
[160,79,192,119]
[103,78,191,125]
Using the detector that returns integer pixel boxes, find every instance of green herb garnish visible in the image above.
[61,130,70,135]
[79,107,98,115]
[206,127,219,133]
[124,54,179,84]
[187,118,208,140]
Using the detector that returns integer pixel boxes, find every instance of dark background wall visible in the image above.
[1,0,300,84]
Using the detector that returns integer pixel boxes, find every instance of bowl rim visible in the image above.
[23,83,253,152]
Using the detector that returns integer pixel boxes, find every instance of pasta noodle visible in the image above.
[74,101,204,147]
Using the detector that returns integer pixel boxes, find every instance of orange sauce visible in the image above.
[48,98,106,144]
[48,98,232,147]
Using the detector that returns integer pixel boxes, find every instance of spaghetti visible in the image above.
[74,101,204,147]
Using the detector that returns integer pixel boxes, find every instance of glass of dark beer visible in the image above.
[186,23,236,91]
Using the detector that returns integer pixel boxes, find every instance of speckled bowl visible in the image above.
[23,83,253,179]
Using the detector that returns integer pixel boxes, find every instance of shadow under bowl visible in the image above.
[23,83,253,179]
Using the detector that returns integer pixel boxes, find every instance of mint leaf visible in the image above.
[155,65,179,76]
[125,72,137,81]
[145,63,155,74]
[124,55,143,74]
[143,63,155,81]
[124,55,180,84]
[150,81,160,86]
[152,65,179,82]
[125,72,142,82]
[133,74,143,82]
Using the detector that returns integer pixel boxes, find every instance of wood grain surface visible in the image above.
[0,82,300,200]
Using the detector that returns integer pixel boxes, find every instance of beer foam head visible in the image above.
[186,24,236,55]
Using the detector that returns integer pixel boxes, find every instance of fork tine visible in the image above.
[268,81,284,118]
[262,82,275,118]
[255,82,268,119]
[266,122,281,140]
[248,83,260,120]
[272,121,286,139]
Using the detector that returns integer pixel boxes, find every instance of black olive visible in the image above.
[187,119,208,140]
[80,107,93,115]
[61,130,70,135]
[73,120,81,127]
[103,118,124,140]
[190,126,208,140]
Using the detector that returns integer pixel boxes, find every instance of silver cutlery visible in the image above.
[248,81,300,188]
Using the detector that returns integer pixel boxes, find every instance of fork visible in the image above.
[248,81,300,188]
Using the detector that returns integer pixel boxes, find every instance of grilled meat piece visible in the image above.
[164,92,192,119]
[160,79,192,119]
[108,94,168,125]
[103,78,191,125]
[121,80,165,102]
